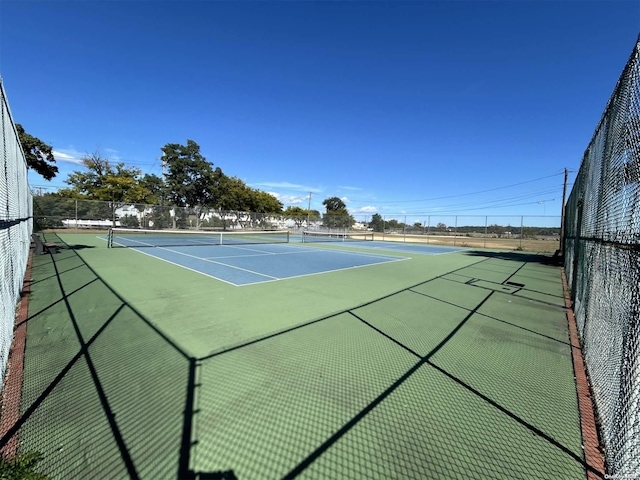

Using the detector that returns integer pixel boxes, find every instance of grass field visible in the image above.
[374,233,560,253]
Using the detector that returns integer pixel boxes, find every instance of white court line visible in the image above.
[205,248,406,262]
[237,256,409,286]
[204,249,328,260]
[118,240,410,286]
[218,244,287,255]
[154,246,280,279]
[124,247,240,286]
[296,247,408,261]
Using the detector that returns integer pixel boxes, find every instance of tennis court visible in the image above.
[0,229,602,479]
[106,229,410,286]
[105,229,465,286]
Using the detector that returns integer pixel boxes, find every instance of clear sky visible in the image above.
[1,0,639,225]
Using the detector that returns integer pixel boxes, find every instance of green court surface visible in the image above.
[13,232,592,479]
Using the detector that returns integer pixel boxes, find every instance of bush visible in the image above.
[0,451,48,479]
[118,215,140,228]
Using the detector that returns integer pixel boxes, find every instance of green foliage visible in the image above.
[139,174,165,204]
[32,194,76,229]
[162,140,217,209]
[369,213,385,233]
[53,140,284,227]
[32,194,114,230]
[65,153,149,204]
[322,212,354,229]
[321,197,354,229]
[322,197,347,213]
[0,451,48,480]
[16,124,58,181]
[283,206,306,227]
[119,215,140,228]
[385,219,402,230]
[148,206,172,230]
[63,152,150,226]
[248,189,283,214]
[216,176,282,213]
[283,207,321,228]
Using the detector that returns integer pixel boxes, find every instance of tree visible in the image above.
[214,175,282,229]
[386,219,401,231]
[162,140,215,207]
[16,124,58,180]
[139,174,165,204]
[133,173,166,228]
[322,196,354,229]
[323,197,347,212]
[119,215,140,228]
[63,152,150,226]
[32,193,77,229]
[285,206,321,228]
[284,206,307,228]
[162,140,217,228]
[307,210,321,224]
[487,224,506,237]
[369,213,385,232]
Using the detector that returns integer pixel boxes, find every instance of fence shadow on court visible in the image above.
[463,249,562,265]
[2,233,603,479]
[0,233,201,479]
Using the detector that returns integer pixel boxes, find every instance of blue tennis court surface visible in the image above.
[127,242,408,286]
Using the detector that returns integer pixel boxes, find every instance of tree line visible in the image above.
[20,126,355,229]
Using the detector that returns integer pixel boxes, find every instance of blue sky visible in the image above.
[1,1,639,225]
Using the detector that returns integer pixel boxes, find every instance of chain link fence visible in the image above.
[0,80,32,392]
[32,196,561,253]
[564,37,640,477]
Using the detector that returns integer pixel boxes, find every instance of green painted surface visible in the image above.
[411,277,493,310]
[431,311,582,457]
[302,365,585,480]
[352,291,478,356]
[13,233,588,479]
[193,313,417,478]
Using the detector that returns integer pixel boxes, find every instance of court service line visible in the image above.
[216,244,286,255]
[238,256,409,286]
[203,246,322,260]
[126,248,241,286]
[204,250,322,261]
[297,247,408,261]
[155,246,281,280]
[203,247,401,261]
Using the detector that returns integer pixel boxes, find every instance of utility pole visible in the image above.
[161,158,166,207]
[307,192,312,230]
[559,167,568,256]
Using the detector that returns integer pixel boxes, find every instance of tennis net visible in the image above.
[302,231,374,243]
[108,228,290,248]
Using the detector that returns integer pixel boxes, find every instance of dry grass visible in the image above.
[374,233,560,253]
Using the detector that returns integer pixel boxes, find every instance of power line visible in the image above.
[406,186,562,211]
[370,199,558,216]
[346,172,564,204]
